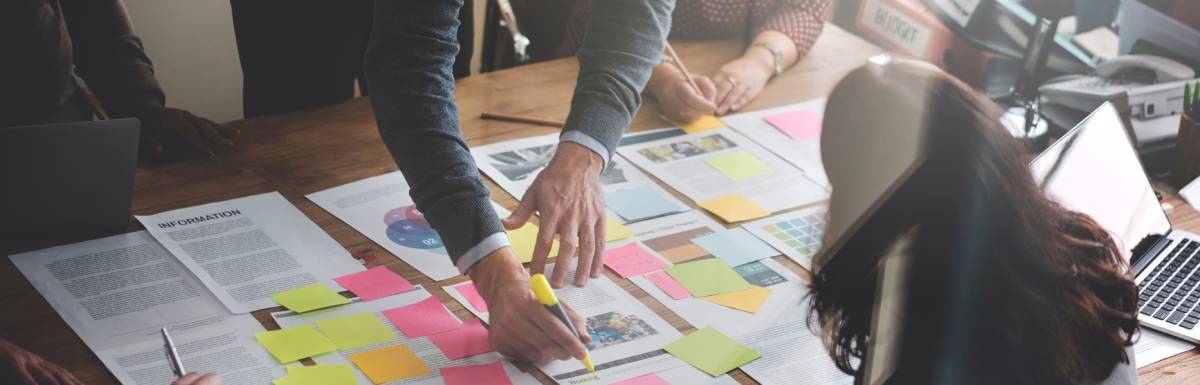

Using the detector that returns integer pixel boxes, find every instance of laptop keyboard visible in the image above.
[1137,239,1200,329]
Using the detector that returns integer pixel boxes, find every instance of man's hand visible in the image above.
[469,249,591,363]
[138,107,239,163]
[503,142,606,288]
[0,337,82,385]
[172,373,223,385]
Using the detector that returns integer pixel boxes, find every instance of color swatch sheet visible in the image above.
[743,205,829,270]
[272,287,538,385]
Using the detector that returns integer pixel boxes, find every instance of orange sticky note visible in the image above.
[347,345,431,384]
[698,194,769,222]
[701,286,773,314]
[681,115,725,134]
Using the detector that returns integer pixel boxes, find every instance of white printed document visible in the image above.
[307,172,462,281]
[617,128,827,213]
[136,192,364,313]
[9,232,283,385]
[722,99,830,188]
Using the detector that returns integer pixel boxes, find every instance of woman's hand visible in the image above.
[0,337,82,385]
[710,53,774,115]
[648,65,717,123]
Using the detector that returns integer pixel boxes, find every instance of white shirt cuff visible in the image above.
[560,131,611,168]
[456,232,511,274]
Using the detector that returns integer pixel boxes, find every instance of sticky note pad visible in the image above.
[315,313,396,350]
[456,283,489,313]
[507,222,559,263]
[681,115,725,134]
[765,109,823,140]
[382,296,463,338]
[255,325,337,363]
[705,151,773,181]
[272,284,350,313]
[428,319,494,359]
[348,344,431,384]
[664,326,761,376]
[612,373,671,385]
[603,242,667,278]
[334,266,413,302]
[665,258,753,297]
[605,214,633,242]
[440,362,513,385]
[605,186,683,222]
[646,270,690,300]
[698,194,769,223]
[701,286,772,313]
[693,228,780,267]
[275,365,358,385]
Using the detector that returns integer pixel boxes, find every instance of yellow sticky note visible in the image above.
[701,286,772,314]
[274,365,358,385]
[605,214,632,242]
[705,151,773,181]
[255,325,337,363]
[698,194,769,222]
[681,115,726,134]
[315,313,396,350]
[272,284,350,313]
[348,345,431,384]
[507,222,559,263]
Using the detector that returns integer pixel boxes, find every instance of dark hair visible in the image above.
[808,61,1139,384]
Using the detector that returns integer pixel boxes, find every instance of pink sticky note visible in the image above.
[764,110,823,140]
[456,283,489,313]
[604,243,667,278]
[646,270,691,300]
[382,296,463,338]
[440,362,513,385]
[334,266,413,302]
[428,319,494,359]
[612,373,671,385]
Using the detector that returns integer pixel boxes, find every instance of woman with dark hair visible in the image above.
[808,59,1140,385]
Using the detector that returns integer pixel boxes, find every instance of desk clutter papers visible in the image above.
[742,205,829,270]
[317,313,398,350]
[135,192,365,313]
[274,364,358,385]
[9,231,286,385]
[603,242,668,278]
[664,327,761,376]
[666,258,754,298]
[617,128,827,222]
[306,172,460,281]
[440,361,513,385]
[272,283,350,313]
[334,266,414,302]
[1135,328,1196,368]
[272,287,539,385]
[256,325,338,363]
[693,228,781,267]
[605,186,686,222]
[383,295,464,337]
[721,99,830,188]
[470,133,687,224]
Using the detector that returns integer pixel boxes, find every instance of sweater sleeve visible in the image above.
[757,0,830,57]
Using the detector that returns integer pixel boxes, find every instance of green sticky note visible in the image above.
[664,326,761,376]
[272,284,350,313]
[316,312,397,350]
[665,258,753,297]
[274,365,359,385]
[705,151,772,181]
[256,325,337,363]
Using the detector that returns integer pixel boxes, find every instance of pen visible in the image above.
[529,274,596,376]
[480,112,566,128]
[161,328,186,377]
[663,42,702,96]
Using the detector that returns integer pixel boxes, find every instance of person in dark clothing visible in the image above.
[229,0,473,118]
[0,0,238,161]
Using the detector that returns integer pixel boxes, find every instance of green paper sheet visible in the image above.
[663,326,761,376]
[272,284,350,313]
[705,151,772,181]
[665,258,753,297]
[256,325,337,363]
[316,312,396,350]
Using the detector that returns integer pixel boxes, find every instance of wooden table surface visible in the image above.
[2,24,1197,384]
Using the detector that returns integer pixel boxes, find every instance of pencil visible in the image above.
[664,42,702,95]
[480,112,565,128]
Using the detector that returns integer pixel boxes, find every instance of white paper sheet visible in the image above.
[136,192,364,313]
[1134,329,1195,368]
[272,287,540,385]
[721,99,830,189]
[617,128,827,214]
[472,133,687,223]
[742,206,829,270]
[9,232,284,385]
[306,172,462,281]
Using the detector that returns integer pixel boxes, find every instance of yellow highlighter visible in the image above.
[530,274,596,375]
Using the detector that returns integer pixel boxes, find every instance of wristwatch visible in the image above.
[751,43,784,77]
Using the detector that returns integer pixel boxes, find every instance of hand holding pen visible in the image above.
[162,328,224,385]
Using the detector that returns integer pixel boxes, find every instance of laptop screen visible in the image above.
[1031,104,1172,263]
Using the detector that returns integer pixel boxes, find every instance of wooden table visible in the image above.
[1,24,1196,384]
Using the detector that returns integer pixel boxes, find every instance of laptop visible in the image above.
[1032,103,1200,341]
[0,118,140,241]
